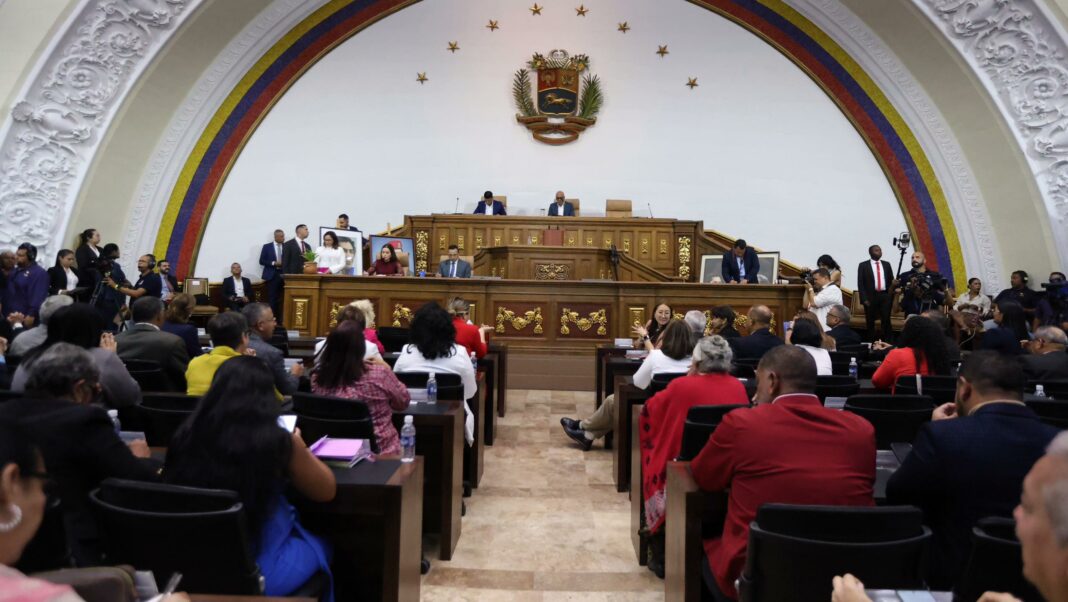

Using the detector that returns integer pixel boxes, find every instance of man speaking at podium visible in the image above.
[548,191,574,216]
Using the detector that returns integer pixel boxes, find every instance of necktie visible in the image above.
[875,262,883,291]
[301,240,307,253]
[276,243,282,261]
[450,261,456,277]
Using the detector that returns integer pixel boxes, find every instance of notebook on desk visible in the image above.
[309,436,374,468]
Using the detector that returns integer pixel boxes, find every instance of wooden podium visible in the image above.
[473,246,673,281]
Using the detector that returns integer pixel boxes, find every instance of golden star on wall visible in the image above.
[656,45,669,58]
[686,77,698,89]
[618,22,630,33]
[530,3,543,15]
[447,41,459,53]
[417,72,428,84]
[575,5,589,16]
[486,19,499,31]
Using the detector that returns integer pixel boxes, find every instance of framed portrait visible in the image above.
[699,252,780,284]
[369,235,416,274]
[319,227,363,275]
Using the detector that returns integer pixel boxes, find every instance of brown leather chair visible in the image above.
[182,278,218,319]
[493,195,507,209]
[606,199,632,218]
[566,198,580,216]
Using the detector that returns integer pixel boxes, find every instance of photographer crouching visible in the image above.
[894,251,947,316]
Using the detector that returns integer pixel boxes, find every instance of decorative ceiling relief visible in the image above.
[911,0,1068,263]
[0,0,200,262]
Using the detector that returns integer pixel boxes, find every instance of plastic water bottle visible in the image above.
[426,373,438,402]
[1035,385,1047,399]
[400,416,416,463]
[470,351,478,372]
[848,358,858,379]
[107,409,121,435]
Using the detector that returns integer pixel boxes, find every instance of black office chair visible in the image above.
[90,479,265,594]
[648,372,687,395]
[292,392,378,453]
[814,375,860,402]
[376,327,409,353]
[122,359,168,393]
[734,504,930,602]
[843,395,936,449]
[394,371,464,400]
[1028,379,1068,399]
[829,351,858,376]
[731,363,756,379]
[956,517,1043,602]
[894,375,958,403]
[1025,398,1068,429]
[676,404,748,461]
[837,344,869,360]
[136,393,198,446]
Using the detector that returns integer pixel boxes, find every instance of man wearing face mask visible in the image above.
[895,251,946,316]
[886,351,1058,589]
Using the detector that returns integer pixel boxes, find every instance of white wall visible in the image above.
[197,0,906,283]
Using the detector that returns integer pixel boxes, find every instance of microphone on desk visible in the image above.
[647,203,653,218]
[454,197,460,214]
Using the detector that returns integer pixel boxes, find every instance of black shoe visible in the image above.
[562,424,593,451]
[421,556,431,575]
[560,417,581,431]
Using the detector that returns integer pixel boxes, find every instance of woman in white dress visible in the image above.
[315,231,346,274]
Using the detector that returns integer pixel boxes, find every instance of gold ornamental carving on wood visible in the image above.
[567,234,576,246]
[328,302,343,328]
[512,233,520,244]
[415,231,429,273]
[535,263,569,280]
[438,233,447,251]
[628,306,646,327]
[495,306,544,334]
[494,235,502,246]
[392,303,413,327]
[640,238,649,255]
[560,307,608,335]
[622,239,631,254]
[659,239,668,255]
[586,236,593,247]
[677,236,692,280]
[476,233,484,250]
[457,235,465,251]
[292,298,309,329]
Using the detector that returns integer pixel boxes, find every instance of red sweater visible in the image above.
[871,347,930,392]
[453,317,487,359]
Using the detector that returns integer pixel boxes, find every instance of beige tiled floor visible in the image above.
[420,389,664,601]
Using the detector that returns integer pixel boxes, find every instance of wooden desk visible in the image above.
[631,403,647,565]
[465,373,487,489]
[297,458,422,602]
[489,342,508,418]
[392,403,462,561]
[477,353,499,445]
[596,345,630,409]
[474,245,672,281]
[613,378,651,492]
[665,461,706,602]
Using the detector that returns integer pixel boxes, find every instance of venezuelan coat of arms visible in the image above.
[513,49,603,145]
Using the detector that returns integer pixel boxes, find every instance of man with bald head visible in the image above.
[728,305,783,361]
[547,191,575,216]
[691,345,876,600]
[895,251,946,316]
[1014,432,1068,602]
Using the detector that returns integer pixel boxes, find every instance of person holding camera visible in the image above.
[89,244,127,331]
[1036,271,1068,331]
[895,251,946,316]
[803,268,843,331]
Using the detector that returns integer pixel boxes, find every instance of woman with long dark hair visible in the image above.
[165,357,336,600]
[981,300,1030,355]
[872,315,950,391]
[789,319,833,375]
[365,244,406,276]
[312,321,410,454]
[633,302,672,352]
[11,304,141,407]
[817,254,843,288]
[74,228,101,287]
[47,249,81,299]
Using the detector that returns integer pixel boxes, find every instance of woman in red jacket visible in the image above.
[447,297,491,359]
[871,315,950,392]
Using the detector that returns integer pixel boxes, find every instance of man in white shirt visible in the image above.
[805,268,843,331]
[223,263,251,311]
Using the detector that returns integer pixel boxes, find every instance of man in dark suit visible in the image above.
[887,351,1059,589]
[281,224,311,275]
[115,296,190,392]
[547,191,575,216]
[336,213,362,234]
[720,239,760,284]
[157,259,178,302]
[729,305,783,361]
[438,244,472,278]
[691,346,876,600]
[0,343,157,564]
[222,262,253,311]
[473,190,506,215]
[857,244,894,342]
[259,229,286,315]
[896,251,946,316]
[825,304,862,348]
[242,303,302,396]
[1021,326,1068,381]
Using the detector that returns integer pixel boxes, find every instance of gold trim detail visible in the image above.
[585,236,593,247]
[468,303,477,322]
[604,237,612,249]
[392,303,413,327]
[494,235,502,246]
[415,231,429,273]
[567,234,576,246]
[293,298,308,329]
[659,238,668,255]
[476,233,484,250]
[677,235,692,280]
[560,307,608,335]
[457,235,465,251]
[640,237,649,255]
[438,233,447,251]
[531,234,539,245]
[535,263,569,280]
[495,306,544,334]
[328,302,343,328]
[628,306,646,327]
[622,238,631,254]
[511,233,520,244]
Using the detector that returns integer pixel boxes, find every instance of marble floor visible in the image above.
[420,389,664,601]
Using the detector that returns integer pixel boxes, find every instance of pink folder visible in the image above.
[309,437,368,460]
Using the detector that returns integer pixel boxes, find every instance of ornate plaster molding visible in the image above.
[0,0,201,261]
[911,0,1068,266]
[788,0,1004,290]
[125,0,327,272]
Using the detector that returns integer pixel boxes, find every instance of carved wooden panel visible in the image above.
[559,304,611,338]
[493,302,545,337]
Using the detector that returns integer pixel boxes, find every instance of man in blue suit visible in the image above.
[720,239,760,284]
[887,350,1060,589]
[258,229,285,316]
[547,191,575,216]
[473,190,506,215]
[437,245,472,278]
